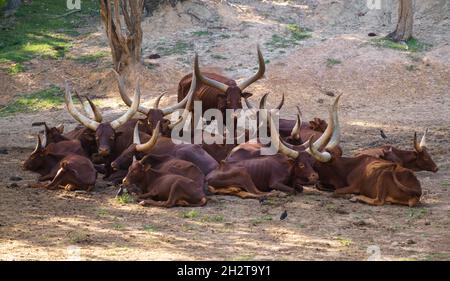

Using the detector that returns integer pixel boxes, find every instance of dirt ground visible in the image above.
[0,0,449,260]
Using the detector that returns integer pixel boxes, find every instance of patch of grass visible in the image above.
[423,253,449,261]
[0,86,63,117]
[336,237,352,247]
[96,208,110,218]
[265,24,311,51]
[70,51,109,64]
[211,54,227,60]
[192,30,210,37]
[112,223,124,231]
[398,257,417,261]
[251,215,273,226]
[326,58,342,67]
[407,208,428,220]
[143,224,157,232]
[116,191,133,204]
[440,180,450,189]
[156,41,192,56]
[0,0,99,67]
[405,64,416,71]
[201,215,224,223]
[7,62,25,74]
[371,37,430,52]
[182,210,200,219]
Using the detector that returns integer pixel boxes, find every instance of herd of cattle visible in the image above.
[22,46,439,208]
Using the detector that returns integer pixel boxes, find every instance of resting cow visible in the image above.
[355,130,438,173]
[122,154,207,208]
[178,46,266,116]
[307,98,422,207]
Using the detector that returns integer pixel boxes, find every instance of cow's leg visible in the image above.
[44,167,67,190]
[353,195,384,206]
[333,184,359,196]
[208,168,266,195]
[138,199,167,207]
[270,182,296,194]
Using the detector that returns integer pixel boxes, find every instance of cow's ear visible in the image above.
[241,92,252,98]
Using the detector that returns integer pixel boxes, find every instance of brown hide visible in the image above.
[122,155,207,208]
[314,153,422,206]
[41,154,97,191]
[178,72,250,113]
[111,134,219,176]
[356,145,438,173]
[22,138,87,182]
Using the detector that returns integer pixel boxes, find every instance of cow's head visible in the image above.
[22,134,47,171]
[412,130,438,172]
[32,122,65,144]
[64,81,140,157]
[122,153,159,195]
[111,121,160,171]
[194,45,265,111]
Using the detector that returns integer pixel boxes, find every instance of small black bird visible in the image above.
[380,129,388,139]
[280,210,288,221]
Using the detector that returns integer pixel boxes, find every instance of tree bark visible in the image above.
[99,0,144,75]
[388,0,414,42]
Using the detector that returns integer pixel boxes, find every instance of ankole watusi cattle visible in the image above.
[34,154,97,191]
[121,154,207,208]
[22,134,89,182]
[303,97,423,206]
[65,81,141,157]
[355,129,438,173]
[111,121,218,177]
[177,46,266,115]
[205,104,342,199]
[113,68,194,136]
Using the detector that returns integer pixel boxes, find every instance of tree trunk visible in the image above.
[388,0,414,42]
[99,0,144,75]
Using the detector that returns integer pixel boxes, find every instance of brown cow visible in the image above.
[178,46,266,115]
[122,154,207,208]
[356,130,438,173]
[22,135,87,181]
[64,81,141,157]
[36,154,97,191]
[111,122,219,177]
[205,111,337,198]
[305,100,422,207]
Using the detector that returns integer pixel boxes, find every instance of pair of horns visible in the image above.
[65,81,140,131]
[267,95,342,162]
[195,45,265,93]
[113,72,191,116]
[414,129,428,152]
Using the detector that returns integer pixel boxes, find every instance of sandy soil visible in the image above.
[0,0,449,260]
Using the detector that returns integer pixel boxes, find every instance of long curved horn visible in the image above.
[168,56,198,129]
[290,106,303,140]
[259,93,269,109]
[112,69,150,115]
[133,122,141,145]
[309,94,342,149]
[275,93,284,110]
[65,82,99,131]
[325,94,342,150]
[306,135,331,162]
[32,134,43,153]
[153,93,165,109]
[244,97,255,109]
[237,45,266,91]
[194,53,229,93]
[268,112,299,159]
[85,96,103,123]
[419,128,428,149]
[110,82,141,129]
[136,121,160,153]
